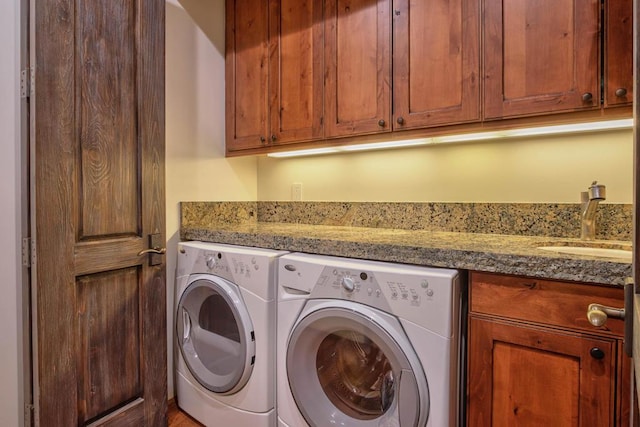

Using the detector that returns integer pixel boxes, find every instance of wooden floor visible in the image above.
[168,399,204,427]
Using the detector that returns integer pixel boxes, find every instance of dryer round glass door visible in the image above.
[177,275,256,394]
[287,305,428,427]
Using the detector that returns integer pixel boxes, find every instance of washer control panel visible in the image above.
[282,253,459,337]
[308,265,445,315]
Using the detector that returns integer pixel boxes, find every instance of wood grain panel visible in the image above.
[137,0,169,422]
[269,0,324,144]
[225,0,269,150]
[78,0,139,239]
[86,398,145,427]
[324,0,391,137]
[604,0,633,107]
[470,271,625,337]
[35,0,79,423]
[75,237,146,276]
[392,0,479,129]
[77,268,141,423]
[412,0,463,110]
[483,0,599,118]
[335,0,378,122]
[503,0,573,97]
[492,341,579,425]
[468,317,615,427]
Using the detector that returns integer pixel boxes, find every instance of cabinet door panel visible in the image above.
[484,0,600,119]
[393,0,480,129]
[269,0,324,144]
[225,0,269,151]
[325,0,391,137]
[468,317,615,427]
[604,0,633,107]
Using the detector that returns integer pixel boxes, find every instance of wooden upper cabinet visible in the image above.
[269,0,324,144]
[604,0,633,107]
[483,0,601,119]
[225,0,269,151]
[226,0,323,152]
[324,0,391,138]
[393,0,480,130]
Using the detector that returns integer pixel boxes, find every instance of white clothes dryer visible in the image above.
[175,241,287,427]
[277,253,461,427]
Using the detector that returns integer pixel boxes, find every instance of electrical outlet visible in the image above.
[291,183,303,201]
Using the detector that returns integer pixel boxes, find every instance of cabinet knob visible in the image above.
[260,136,266,143]
[582,92,593,102]
[615,88,628,97]
[271,134,277,142]
[396,117,405,125]
[378,119,386,127]
[590,347,605,360]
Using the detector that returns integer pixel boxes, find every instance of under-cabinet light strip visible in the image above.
[266,119,633,158]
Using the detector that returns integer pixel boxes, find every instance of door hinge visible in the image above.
[24,403,34,427]
[22,238,35,267]
[20,67,34,99]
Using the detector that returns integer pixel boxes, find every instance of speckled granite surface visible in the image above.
[180,202,633,286]
[256,202,632,240]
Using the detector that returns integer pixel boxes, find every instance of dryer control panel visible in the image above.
[178,241,288,301]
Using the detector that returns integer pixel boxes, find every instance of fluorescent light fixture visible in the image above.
[268,146,342,158]
[266,118,633,158]
[340,138,430,152]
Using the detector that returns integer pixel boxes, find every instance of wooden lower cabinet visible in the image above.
[467,272,631,426]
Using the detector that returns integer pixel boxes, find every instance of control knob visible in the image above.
[341,277,355,292]
[205,256,216,269]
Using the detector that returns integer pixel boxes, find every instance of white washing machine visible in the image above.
[277,253,462,427]
[175,241,287,427]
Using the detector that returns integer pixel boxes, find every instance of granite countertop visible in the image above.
[181,222,632,286]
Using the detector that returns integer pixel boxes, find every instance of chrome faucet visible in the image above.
[581,181,606,240]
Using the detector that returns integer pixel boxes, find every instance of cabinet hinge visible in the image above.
[20,67,34,99]
[22,238,36,267]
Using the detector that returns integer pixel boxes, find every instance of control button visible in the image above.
[401,293,408,300]
[421,280,429,289]
[205,256,215,269]
[367,288,373,295]
[412,294,419,301]
[376,290,381,297]
[426,289,434,297]
[391,291,398,298]
[342,277,355,292]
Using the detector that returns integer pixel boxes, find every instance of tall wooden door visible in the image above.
[32,0,167,425]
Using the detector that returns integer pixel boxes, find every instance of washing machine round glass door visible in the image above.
[177,274,256,394]
[287,304,428,427]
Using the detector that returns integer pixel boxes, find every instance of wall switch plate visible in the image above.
[291,183,303,201]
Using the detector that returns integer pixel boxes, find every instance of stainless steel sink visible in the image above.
[537,241,632,260]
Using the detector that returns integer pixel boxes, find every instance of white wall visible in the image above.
[165,0,257,399]
[0,0,24,425]
[257,129,633,203]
